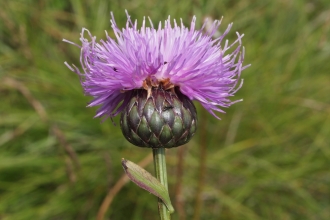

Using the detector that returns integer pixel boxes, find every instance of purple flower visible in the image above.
[64,11,249,120]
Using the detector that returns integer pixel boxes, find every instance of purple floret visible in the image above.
[64,11,249,120]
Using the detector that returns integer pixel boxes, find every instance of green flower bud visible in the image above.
[120,88,197,148]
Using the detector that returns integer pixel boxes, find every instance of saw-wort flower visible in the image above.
[64,11,249,148]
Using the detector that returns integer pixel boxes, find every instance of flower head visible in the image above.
[64,11,248,120]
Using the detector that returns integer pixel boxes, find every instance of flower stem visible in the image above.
[153,148,171,220]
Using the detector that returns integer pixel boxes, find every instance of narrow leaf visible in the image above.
[121,158,174,213]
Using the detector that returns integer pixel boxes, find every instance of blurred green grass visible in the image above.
[1,0,330,219]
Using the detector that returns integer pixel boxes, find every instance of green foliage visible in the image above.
[1,0,329,219]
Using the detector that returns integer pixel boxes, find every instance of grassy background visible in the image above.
[1,0,330,219]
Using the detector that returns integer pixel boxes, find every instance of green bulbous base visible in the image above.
[120,88,197,148]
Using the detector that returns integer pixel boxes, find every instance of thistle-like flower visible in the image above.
[64,11,248,148]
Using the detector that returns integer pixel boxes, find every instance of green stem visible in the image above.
[153,148,171,220]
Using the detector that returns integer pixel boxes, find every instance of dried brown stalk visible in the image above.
[193,109,208,220]
[97,153,153,220]
[2,77,80,181]
[175,146,187,220]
